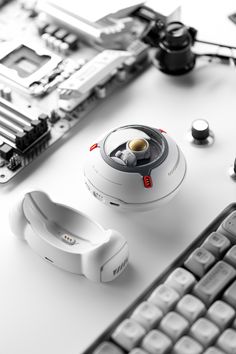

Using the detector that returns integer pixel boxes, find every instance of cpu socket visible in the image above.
[0,42,62,92]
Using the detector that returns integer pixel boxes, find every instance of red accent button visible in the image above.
[159,129,166,133]
[143,175,153,188]
[90,143,98,151]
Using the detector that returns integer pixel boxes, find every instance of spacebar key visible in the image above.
[193,261,236,306]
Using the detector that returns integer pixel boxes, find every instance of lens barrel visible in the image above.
[153,22,197,75]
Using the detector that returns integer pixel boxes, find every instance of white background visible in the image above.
[1,1,236,353]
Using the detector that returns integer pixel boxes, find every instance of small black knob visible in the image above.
[229,158,236,179]
[234,158,236,174]
[191,119,210,141]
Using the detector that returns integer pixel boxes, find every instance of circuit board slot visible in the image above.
[0,98,49,151]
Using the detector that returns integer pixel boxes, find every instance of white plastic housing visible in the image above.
[84,128,186,211]
[9,191,128,282]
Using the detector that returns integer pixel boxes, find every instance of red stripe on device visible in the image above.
[143,175,153,188]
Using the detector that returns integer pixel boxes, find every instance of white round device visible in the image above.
[84,124,187,211]
[9,191,129,282]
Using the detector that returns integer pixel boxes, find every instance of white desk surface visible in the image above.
[1,1,236,353]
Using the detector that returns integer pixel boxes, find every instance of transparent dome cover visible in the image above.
[101,125,168,173]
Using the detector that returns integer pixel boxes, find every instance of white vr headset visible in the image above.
[9,190,129,282]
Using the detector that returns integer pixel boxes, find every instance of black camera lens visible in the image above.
[164,22,190,49]
[152,21,197,75]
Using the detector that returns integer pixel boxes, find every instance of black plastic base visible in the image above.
[152,56,196,75]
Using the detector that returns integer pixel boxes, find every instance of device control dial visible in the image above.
[192,119,209,140]
[229,158,236,180]
[188,119,214,146]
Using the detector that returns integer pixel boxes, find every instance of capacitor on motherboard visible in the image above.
[54,28,69,41]
[53,39,62,53]
[60,42,69,56]
[44,24,59,36]
[63,33,79,50]
[117,67,127,81]
[49,109,61,123]
[47,35,56,49]
[94,85,106,99]
[3,87,12,101]
[0,84,4,97]
[42,32,50,44]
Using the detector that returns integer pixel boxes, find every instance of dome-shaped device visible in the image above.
[84,125,187,211]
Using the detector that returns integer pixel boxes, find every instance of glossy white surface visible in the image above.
[1,1,236,353]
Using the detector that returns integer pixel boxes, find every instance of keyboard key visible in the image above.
[203,232,231,257]
[176,294,206,324]
[190,318,220,347]
[207,300,235,330]
[142,330,172,354]
[184,247,216,277]
[203,347,226,354]
[165,268,196,296]
[217,328,236,354]
[131,301,163,331]
[159,311,189,341]
[111,319,146,351]
[193,261,236,306]
[93,342,124,354]
[173,336,203,354]
[148,284,180,314]
[224,245,236,267]
[130,349,148,354]
[219,211,236,238]
[223,280,236,308]
[83,208,236,354]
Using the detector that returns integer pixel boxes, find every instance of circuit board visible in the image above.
[0,0,179,183]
